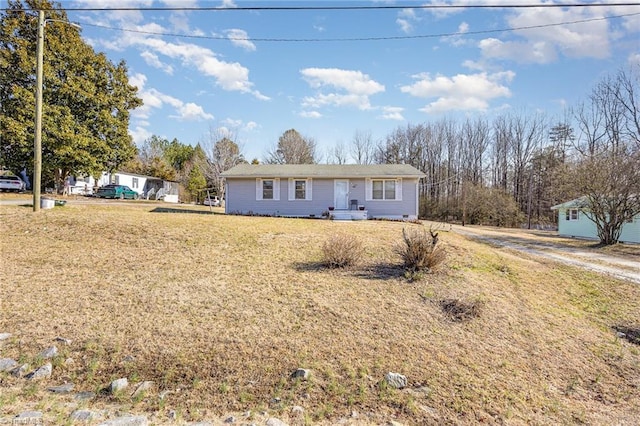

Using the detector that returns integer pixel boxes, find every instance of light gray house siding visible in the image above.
[222,164,425,220]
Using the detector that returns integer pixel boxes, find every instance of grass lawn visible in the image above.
[1,202,639,425]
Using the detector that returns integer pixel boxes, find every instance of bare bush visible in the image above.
[396,227,445,272]
[322,234,363,268]
[440,298,484,322]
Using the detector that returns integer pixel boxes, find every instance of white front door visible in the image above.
[334,180,349,210]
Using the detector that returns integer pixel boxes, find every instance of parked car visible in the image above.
[95,184,139,199]
[0,174,26,192]
[203,196,221,206]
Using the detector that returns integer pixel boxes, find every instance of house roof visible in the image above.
[550,196,588,210]
[221,164,426,179]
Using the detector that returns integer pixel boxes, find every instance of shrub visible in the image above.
[395,227,445,272]
[322,234,362,268]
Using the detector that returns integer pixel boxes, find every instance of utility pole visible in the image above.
[33,9,44,212]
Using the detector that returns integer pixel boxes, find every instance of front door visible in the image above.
[334,180,349,210]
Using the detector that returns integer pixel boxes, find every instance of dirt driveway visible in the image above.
[440,223,640,285]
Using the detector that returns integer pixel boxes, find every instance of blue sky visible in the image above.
[54,0,640,161]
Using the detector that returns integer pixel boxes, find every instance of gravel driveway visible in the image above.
[447,224,640,285]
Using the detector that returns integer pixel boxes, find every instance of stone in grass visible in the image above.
[111,377,129,393]
[384,372,407,389]
[75,391,96,400]
[12,363,30,377]
[15,411,42,420]
[266,419,288,426]
[0,358,18,372]
[39,345,58,359]
[55,336,73,345]
[70,410,100,422]
[97,415,148,425]
[27,363,52,380]
[131,381,154,398]
[48,383,74,393]
[290,368,311,380]
[0,332,11,341]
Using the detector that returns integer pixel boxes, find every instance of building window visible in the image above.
[263,180,274,199]
[256,178,279,200]
[132,177,139,189]
[372,179,398,200]
[295,180,306,199]
[566,209,579,221]
[288,178,312,201]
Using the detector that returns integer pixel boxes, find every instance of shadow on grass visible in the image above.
[292,261,328,272]
[613,325,640,345]
[292,261,405,281]
[150,207,214,215]
[353,263,406,281]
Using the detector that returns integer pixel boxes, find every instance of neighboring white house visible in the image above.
[221,164,426,220]
[67,171,180,203]
[551,197,640,244]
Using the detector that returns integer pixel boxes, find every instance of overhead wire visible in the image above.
[77,12,640,42]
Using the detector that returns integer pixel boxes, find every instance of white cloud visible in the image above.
[174,103,214,121]
[396,8,419,34]
[300,68,384,112]
[300,111,322,118]
[396,18,413,34]
[140,51,174,74]
[479,38,557,64]
[629,52,640,66]
[130,125,153,146]
[506,7,611,60]
[245,121,258,131]
[129,74,213,122]
[401,71,514,113]
[137,38,268,99]
[83,15,267,100]
[226,29,257,51]
[378,106,405,121]
[220,0,237,8]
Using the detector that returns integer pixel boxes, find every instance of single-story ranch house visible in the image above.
[221,164,426,220]
[551,197,640,244]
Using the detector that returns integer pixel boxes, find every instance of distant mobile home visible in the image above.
[221,164,426,220]
[67,171,180,203]
[551,197,640,244]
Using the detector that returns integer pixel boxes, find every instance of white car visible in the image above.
[0,175,26,192]
[203,196,221,206]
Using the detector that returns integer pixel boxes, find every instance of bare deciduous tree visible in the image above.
[265,129,317,164]
[572,67,640,244]
[350,130,374,165]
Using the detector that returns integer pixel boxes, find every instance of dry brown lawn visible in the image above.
[1,202,640,425]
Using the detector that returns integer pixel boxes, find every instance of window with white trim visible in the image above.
[256,178,280,200]
[288,178,312,200]
[368,178,401,200]
[132,177,139,189]
[565,209,579,221]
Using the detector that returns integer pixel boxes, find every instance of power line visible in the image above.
[3,2,640,12]
[78,12,639,43]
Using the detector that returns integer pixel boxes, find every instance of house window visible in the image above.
[263,180,274,199]
[372,179,398,200]
[132,177,139,189]
[566,209,579,221]
[288,178,312,201]
[295,180,306,199]
[256,178,279,200]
